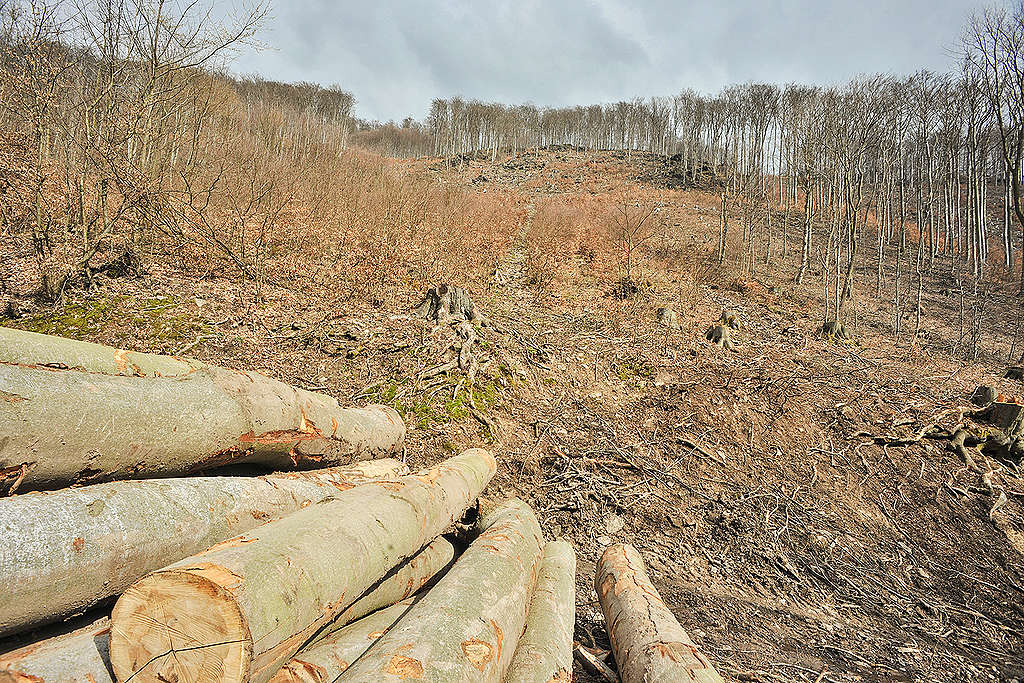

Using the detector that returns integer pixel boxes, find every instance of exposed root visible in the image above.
[821,321,851,342]
[414,284,489,326]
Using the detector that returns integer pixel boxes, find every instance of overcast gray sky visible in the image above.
[229,0,1005,123]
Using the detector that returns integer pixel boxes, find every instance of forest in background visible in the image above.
[3,0,1024,363]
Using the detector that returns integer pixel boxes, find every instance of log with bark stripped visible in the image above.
[0,617,114,683]
[0,327,405,494]
[0,459,409,638]
[504,539,577,683]
[596,543,724,683]
[339,498,544,682]
[270,598,417,683]
[108,449,495,683]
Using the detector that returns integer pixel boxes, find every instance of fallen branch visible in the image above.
[574,644,619,682]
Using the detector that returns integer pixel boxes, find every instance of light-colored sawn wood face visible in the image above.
[109,570,251,683]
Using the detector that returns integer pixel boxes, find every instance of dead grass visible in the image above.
[2,147,1023,682]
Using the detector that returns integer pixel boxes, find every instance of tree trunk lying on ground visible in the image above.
[310,535,454,645]
[596,543,724,683]
[0,327,405,494]
[0,536,447,683]
[0,617,114,683]
[339,498,544,682]
[504,539,577,683]
[0,459,409,638]
[108,449,495,683]
[270,598,418,683]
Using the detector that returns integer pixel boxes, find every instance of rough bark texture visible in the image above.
[308,536,454,647]
[414,284,487,325]
[339,498,544,683]
[0,617,114,683]
[503,539,577,683]
[108,449,495,683]
[704,324,735,351]
[596,543,724,683]
[0,328,405,494]
[270,598,418,683]
[0,459,409,638]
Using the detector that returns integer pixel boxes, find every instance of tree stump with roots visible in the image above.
[657,307,679,330]
[414,284,488,326]
[821,321,851,341]
[720,310,743,329]
[705,324,735,351]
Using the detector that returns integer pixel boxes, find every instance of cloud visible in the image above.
[227,0,1003,122]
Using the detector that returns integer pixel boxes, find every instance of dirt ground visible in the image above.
[3,149,1023,682]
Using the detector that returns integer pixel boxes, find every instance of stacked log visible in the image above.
[0,328,728,683]
[505,539,577,683]
[0,617,115,683]
[0,327,405,494]
[0,459,410,637]
[270,598,420,682]
[596,543,724,683]
[336,498,544,681]
[107,449,496,683]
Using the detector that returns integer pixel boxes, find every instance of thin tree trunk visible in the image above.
[597,544,724,683]
[108,449,496,683]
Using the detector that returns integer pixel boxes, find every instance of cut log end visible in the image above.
[110,570,250,683]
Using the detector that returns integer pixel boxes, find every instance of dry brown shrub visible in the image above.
[524,198,583,290]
